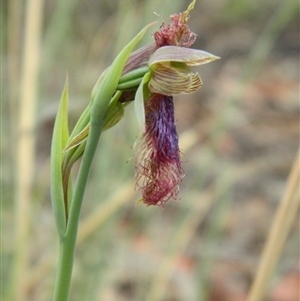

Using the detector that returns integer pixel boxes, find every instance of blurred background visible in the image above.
[2,0,299,300]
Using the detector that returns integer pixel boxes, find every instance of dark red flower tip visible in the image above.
[154,12,196,48]
[134,94,185,206]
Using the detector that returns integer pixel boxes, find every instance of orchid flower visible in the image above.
[62,0,219,207]
[133,47,219,207]
[130,3,219,206]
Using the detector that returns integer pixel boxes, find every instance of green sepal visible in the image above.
[90,68,109,102]
[117,66,149,90]
[90,22,157,124]
[63,91,125,152]
[64,124,89,152]
[117,78,143,91]
[134,71,151,132]
[102,91,124,130]
[103,102,124,129]
[50,76,69,237]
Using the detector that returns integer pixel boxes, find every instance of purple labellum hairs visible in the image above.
[134,94,184,207]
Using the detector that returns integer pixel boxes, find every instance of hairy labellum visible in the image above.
[134,94,184,206]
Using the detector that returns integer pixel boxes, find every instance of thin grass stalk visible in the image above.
[7,0,23,141]
[247,149,300,301]
[13,0,43,300]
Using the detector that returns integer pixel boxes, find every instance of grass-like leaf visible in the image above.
[50,76,69,237]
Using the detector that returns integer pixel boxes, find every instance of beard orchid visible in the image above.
[132,2,219,206]
[63,0,219,207]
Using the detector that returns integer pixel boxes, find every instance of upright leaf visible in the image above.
[51,77,69,237]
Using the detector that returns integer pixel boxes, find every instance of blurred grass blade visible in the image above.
[247,149,300,301]
[51,77,69,237]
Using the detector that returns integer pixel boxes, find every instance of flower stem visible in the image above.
[52,105,106,301]
[52,235,76,301]
[52,58,122,301]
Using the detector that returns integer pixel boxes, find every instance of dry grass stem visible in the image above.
[13,0,43,300]
[247,148,300,301]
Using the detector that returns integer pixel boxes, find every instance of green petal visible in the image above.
[135,72,151,131]
[149,63,202,95]
[149,46,220,67]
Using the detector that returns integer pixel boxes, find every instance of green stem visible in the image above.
[52,235,76,301]
[52,95,107,301]
[52,61,127,301]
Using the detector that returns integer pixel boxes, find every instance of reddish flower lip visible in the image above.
[134,94,184,206]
